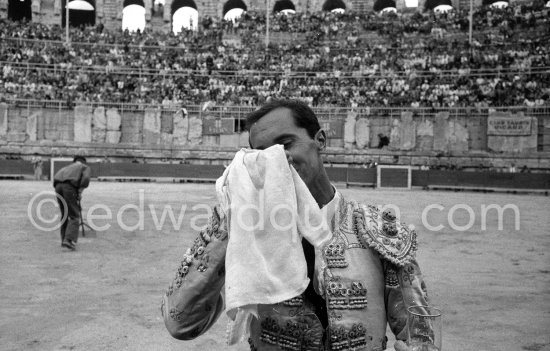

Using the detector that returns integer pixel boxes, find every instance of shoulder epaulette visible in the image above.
[352,204,417,266]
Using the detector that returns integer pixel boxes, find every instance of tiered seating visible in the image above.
[1,3,548,107]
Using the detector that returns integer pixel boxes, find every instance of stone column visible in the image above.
[0,103,7,138]
[173,110,189,145]
[26,110,38,142]
[188,115,203,145]
[355,118,370,149]
[92,106,107,143]
[433,111,449,151]
[344,111,357,149]
[416,119,433,151]
[399,111,416,150]
[105,108,122,144]
[143,108,161,144]
[448,120,469,152]
[74,105,93,142]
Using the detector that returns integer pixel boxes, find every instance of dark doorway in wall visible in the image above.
[61,0,96,28]
[374,0,396,11]
[424,0,452,10]
[8,0,32,22]
[322,0,346,12]
[273,0,295,13]
[171,0,198,14]
[223,0,247,16]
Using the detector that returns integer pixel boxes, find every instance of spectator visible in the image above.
[0,3,548,108]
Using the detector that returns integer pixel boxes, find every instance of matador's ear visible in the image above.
[314,129,327,151]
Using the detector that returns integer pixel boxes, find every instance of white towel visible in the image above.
[216,144,332,345]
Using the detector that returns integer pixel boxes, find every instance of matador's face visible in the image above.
[249,107,326,191]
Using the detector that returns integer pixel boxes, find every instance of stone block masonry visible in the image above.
[355,118,370,149]
[74,105,93,143]
[121,111,143,144]
[106,108,122,144]
[0,103,8,138]
[92,107,107,143]
[143,108,161,145]
[0,103,547,172]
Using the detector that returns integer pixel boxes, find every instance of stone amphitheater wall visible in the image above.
[1,103,548,171]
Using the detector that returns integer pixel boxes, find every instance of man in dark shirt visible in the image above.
[53,156,91,250]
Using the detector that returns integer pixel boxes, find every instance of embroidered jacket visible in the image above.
[161,193,429,351]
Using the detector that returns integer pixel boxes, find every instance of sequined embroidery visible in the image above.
[338,198,351,231]
[282,295,304,307]
[353,204,417,267]
[328,310,343,323]
[248,337,258,351]
[402,265,416,285]
[385,267,399,288]
[165,282,174,296]
[211,207,228,240]
[335,198,363,249]
[329,323,367,350]
[259,317,279,345]
[196,254,209,272]
[165,207,226,297]
[169,307,185,321]
[324,243,348,268]
[258,317,323,351]
[326,281,368,310]
[279,322,302,350]
[382,211,398,237]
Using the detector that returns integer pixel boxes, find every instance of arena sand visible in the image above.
[0,181,548,351]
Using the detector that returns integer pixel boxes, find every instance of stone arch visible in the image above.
[122,0,146,31]
[223,0,247,16]
[273,0,295,12]
[223,0,247,20]
[322,0,346,11]
[61,0,96,27]
[123,0,144,6]
[424,0,452,10]
[374,0,396,11]
[8,0,32,21]
[482,0,508,6]
[171,0,198,32]
[171,0,197,14]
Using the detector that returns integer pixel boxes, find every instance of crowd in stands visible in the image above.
[222,2,546,39]
[1,1,549,108]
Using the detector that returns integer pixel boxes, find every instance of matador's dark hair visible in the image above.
[245,99,321,139]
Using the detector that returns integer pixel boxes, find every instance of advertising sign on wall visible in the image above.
[319,120,344,139]
[488,113,532,136]
[203,118,234,135]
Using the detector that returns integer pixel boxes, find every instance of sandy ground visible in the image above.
[0,180,549,351]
